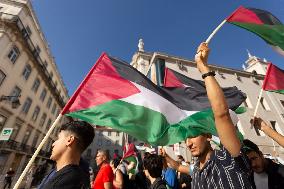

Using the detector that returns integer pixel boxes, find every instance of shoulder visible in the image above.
[101,164,113,173]
[52,165,89,188]
[214,146,251,171]
[167,168,177,175]
[153,178,167,189]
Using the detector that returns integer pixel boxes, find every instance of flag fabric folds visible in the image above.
[263,63,284,94]
[227,6,284,56]
[163,68,246,111]
[62,53,245,145]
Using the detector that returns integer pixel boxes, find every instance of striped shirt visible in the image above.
[191,146,253,189]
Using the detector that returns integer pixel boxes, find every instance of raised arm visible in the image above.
[160,148,190,174]
[195,43,241,157]
[252,116,284,148]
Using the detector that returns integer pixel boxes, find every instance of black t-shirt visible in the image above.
[41,164,90,189]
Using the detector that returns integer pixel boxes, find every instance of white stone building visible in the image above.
[0,0,69,185]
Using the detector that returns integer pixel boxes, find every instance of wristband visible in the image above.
[202,71,215,79]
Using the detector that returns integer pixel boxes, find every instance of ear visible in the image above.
[66,135,76,147]
[206,134,212,142]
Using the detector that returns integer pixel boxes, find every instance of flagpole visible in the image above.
[13,114,63,189]
[195,19,227,59]
[145,52,157,77]
[251,88,264,129]
[205,19,227,44]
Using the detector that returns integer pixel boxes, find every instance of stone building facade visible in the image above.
[0,0,69,184]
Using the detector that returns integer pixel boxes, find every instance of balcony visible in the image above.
[0,140,51,158]
[0,12,67,107]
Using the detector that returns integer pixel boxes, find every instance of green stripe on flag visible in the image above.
[66,100,243,146]
[234,106,247,114]
[229,22,284,50]
[267,89,284,94]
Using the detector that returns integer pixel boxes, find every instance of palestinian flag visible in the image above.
[263,63,284,94]
[62,53,244,145]
[163,68,246,111]
[227,6,284,55]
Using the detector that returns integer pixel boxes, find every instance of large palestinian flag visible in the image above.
[263,63,284,94]
[163,68,246,111]
[227,6,284,55]
[62,53,245,145]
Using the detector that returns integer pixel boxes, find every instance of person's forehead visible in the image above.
[247,151,259,158]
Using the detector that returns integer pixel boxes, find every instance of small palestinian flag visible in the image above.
[62,53,245,145]
[263,63,284,94]
[163,68,246,111]
[227,6,284,55]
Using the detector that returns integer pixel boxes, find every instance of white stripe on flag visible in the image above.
[121,82,197,124]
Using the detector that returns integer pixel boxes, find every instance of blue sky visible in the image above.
[32,0,284,95]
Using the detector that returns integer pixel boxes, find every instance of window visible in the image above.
[31,78,40,93]
[21,97,32,114]
[50,72,53,79]
[235,73,242,82]
[46,97,52,109]
[25,25,32,36]
[10,86,21,97]
[252,77,259,85]
[98,139,102,146]
[56,108,61,116]
[7,46,20,63]
[0,114,7,133]
[108,131,111,136]
[31,106,40,121]
[243,97,253,109]
[39,113,47,127]
[116,132,120,136]
[45,119,52,131]
[10,86,21,101]
[40,89,47,102]
[0,69,6,86]
[35,45,41,55]
[22,64,32,80]
[51,103,57,114]
[43,61,48,68]
[280,100,284,109]
[10,123,21,141]
[22,126,32,144]
[106,140,111,146]
[218,71,226,79]
[260,97,271,111]
[31,131,40,147]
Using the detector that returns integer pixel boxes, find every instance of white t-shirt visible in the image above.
[254,172,268,189]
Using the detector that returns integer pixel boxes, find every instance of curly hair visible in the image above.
[143,154,163,178]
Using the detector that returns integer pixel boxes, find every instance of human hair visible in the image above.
[143,154,163,178]
[60,121,94,152]
[177,155,184,161]
[243,139,261,154]
[97,149,110,161]
[111,158,121,168]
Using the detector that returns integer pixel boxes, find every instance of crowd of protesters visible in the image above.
[31,42,284,189]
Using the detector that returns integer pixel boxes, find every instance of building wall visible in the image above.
[0,0,69,185]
